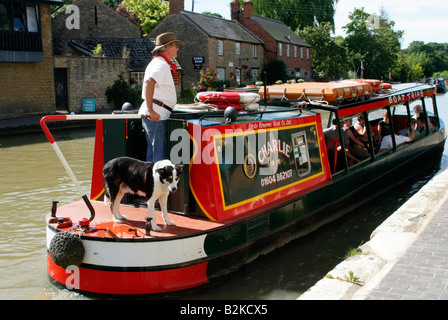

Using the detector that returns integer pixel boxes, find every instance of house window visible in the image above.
[0,3,10,31]
[294,46,297,58]
[236,69,241,85]
[286,44,290,57]
[130,72,145,88]
[218,40,223,56]
[217,68,225,82]
[252,44,257,58]
[307,48,310,60]
[236,42,240,55]
[26,5,38,32]
[300,47,304,59]
[278,43,282,57]
[251,69,258,83]
[0,1,42,57]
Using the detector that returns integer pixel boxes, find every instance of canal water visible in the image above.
[1,93,447,300]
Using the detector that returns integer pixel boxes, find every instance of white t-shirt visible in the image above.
[138,56,176,120]
[380,134,411,150]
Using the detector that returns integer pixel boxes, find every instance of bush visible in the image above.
[198,67,219,90]
[262,59,287,85]
[105,74,143,109]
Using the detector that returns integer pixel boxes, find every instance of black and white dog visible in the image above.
[102,157,183,231]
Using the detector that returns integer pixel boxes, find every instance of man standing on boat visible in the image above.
[138,32,184,162]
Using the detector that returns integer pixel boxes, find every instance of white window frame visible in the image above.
[252,44,257,58]
[236,42,241,55]
[278,42,282,57]
[217,68,225,82]
[218,40,223,56]
[294,46,297,58]
[251,69,258,83]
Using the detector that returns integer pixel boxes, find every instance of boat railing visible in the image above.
[40,113,146,222]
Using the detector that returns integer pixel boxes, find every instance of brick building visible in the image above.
[51,0,182,112]
[0,0,63,119]
[150,0,264,90]
[231,0,312,80]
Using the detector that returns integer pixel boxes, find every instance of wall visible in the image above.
[209,38,264,85]
[0,4,55,119]
[149,14,208,90]
[52,0,141,55]
[54,56,129,112]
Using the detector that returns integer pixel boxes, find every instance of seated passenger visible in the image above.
[377,111,391,144]
[415,114,427,138]
[344,119,370,160]
[413,105,423,119]
[354,114,370,144]
[429,117,438,131]
[354,114,379,153]
[379,125,415,152]
[324,119,359,171]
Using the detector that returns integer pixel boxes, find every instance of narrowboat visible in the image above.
[42,81,445,296]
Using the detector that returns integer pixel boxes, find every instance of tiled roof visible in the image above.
[251,14,310,47]
[181,11,262,44]
[69,38,157,71]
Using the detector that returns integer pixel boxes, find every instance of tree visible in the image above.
[298,22,347,79]
[121,0,169,36]
[342,7,403,80]
[251,0,339,31]
[404,41,448,77]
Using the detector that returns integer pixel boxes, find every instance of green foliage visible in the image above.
[251,0,338,31]
[178,87,198,104]
[342,8,403,80]
[198,67,219,90]
[299,23,347,80]
[403,41,448,78]
[92,44,104,58]
[121,0,169,36]
[105,74,143,109]
[201,12,224,19]
[262,59,287,85]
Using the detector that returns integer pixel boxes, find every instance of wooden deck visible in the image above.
[46,200,224,240]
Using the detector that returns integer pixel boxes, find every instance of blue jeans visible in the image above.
[142,119,168,162]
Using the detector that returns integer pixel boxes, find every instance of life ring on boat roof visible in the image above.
[48,231,85,269]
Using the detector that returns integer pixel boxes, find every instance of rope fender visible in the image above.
[48,231,85,269]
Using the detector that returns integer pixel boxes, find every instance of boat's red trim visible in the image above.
[337,86,436,118]
[40,115,67,144]
[47,254,209,295]
[90,119,105,200]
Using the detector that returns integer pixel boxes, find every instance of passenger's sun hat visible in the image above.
[153,32,185,52]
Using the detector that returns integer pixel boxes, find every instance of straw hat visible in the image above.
[153,32,185,52]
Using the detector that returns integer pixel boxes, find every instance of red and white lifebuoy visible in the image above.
[195,91,260,110]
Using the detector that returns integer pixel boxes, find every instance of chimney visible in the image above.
[169,0,184,15]
[231,0,240,21]
[243,0,253,17]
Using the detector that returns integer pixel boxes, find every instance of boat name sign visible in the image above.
[388,90,424,105]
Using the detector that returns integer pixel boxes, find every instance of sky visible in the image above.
[183,0,448,48]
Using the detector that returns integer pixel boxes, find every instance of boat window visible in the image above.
[410,96,439,132]
[291,132,311,177]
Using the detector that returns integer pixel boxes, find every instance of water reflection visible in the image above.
[0,128,95,299]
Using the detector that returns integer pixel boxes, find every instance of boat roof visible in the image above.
[307,82,436,118]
